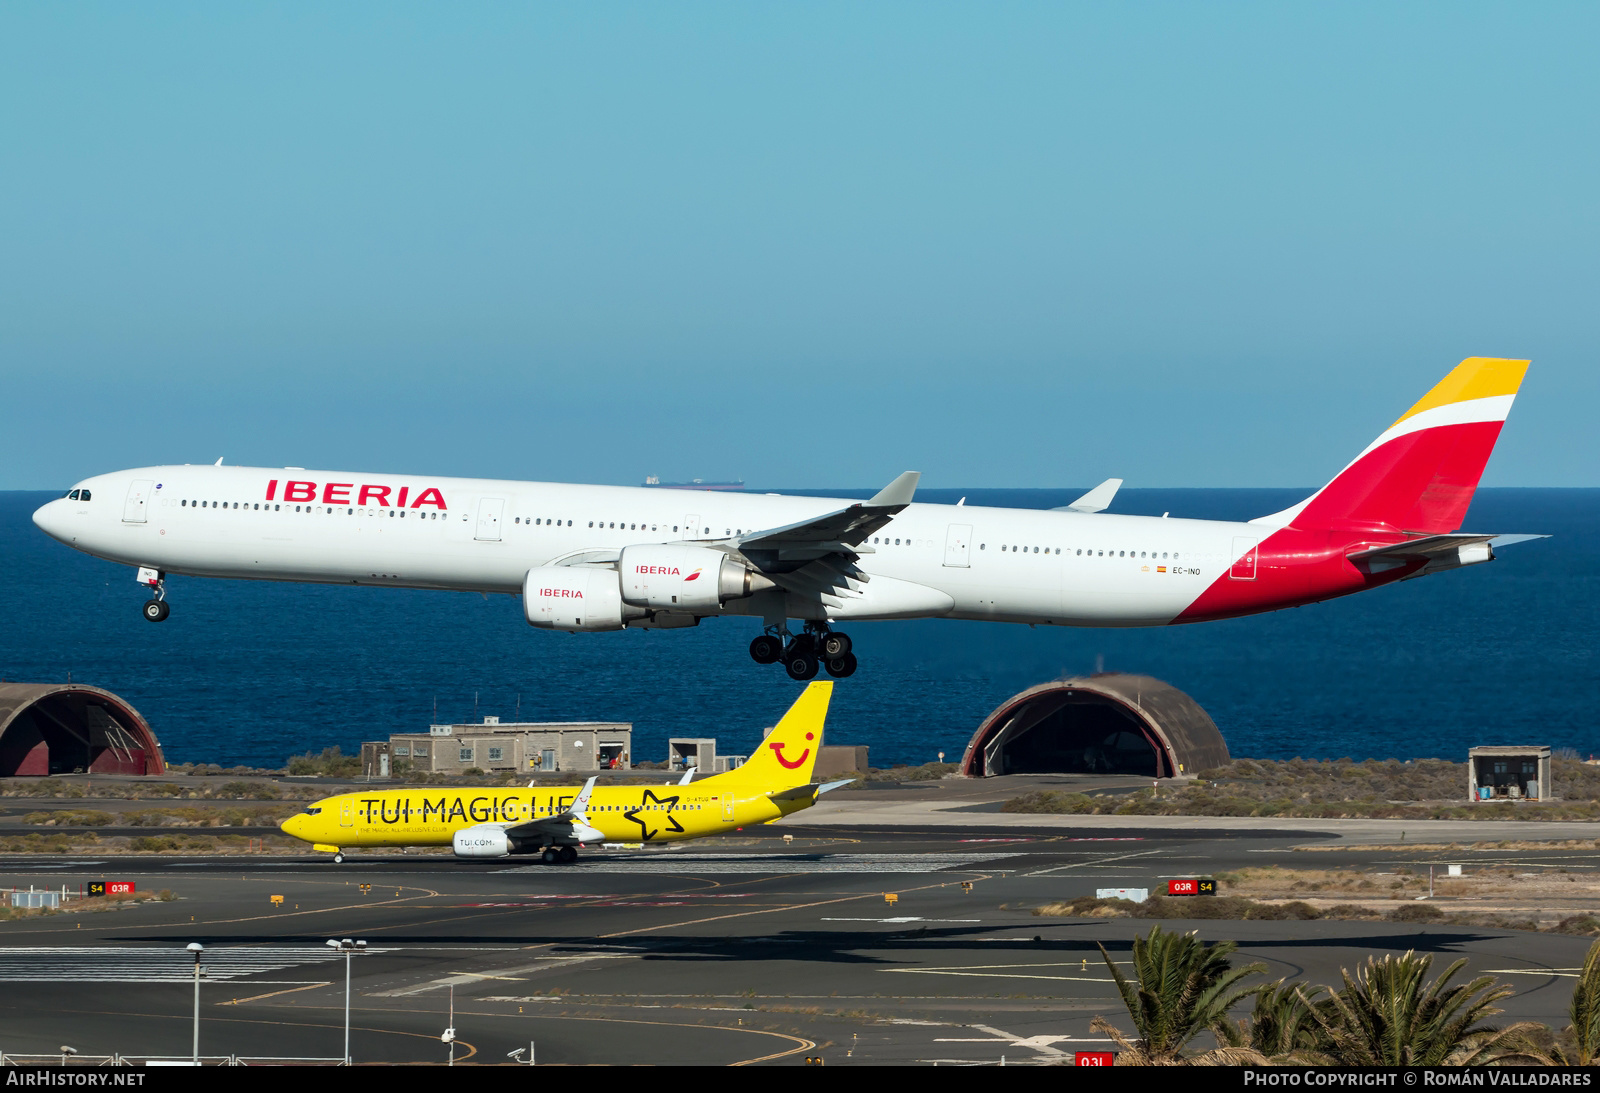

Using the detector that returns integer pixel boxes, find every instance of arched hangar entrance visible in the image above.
[0,684,166,777]
[961,674,1228,778]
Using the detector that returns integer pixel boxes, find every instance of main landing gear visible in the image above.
[540,845,578,864]
[138,567,170,622]
[749,625,857,680]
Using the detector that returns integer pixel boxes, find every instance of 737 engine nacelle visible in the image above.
[452,825,511,858]
[619,545,771,610]
[523,566,641,632]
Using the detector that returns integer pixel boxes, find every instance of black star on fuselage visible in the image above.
[625,789,684,841]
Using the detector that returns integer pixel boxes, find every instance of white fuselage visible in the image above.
[34,465,1267,627]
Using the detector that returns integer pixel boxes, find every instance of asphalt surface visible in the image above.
[2,821,1598,1066]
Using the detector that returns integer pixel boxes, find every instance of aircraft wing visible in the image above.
[733,471,920,559]
[720,472,919,607]
[504,776,604,843]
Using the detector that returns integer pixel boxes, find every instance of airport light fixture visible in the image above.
[186,943,204,1064]
[325,938,367,1064]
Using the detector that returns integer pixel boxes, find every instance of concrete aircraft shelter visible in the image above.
[0,683,166,777]
[962,673,1229,779]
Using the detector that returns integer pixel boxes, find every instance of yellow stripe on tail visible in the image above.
[1391,357,1529,428]
[717,681,833,788]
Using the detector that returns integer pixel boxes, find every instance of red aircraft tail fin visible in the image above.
[1253,357,1528,536]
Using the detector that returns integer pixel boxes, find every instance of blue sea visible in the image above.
[1,488,1594,769]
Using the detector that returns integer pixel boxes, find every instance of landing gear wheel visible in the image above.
[142,599,170,622]
[558,845,578,864]
[820,631,851,659]
[825,652,858,678]
[332,852,344,864]
[749,634,783,664]
[541,847,559,864]
[785,651,820,681]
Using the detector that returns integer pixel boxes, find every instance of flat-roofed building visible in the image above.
[367,716,632,776]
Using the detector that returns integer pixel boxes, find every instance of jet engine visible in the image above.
[452,825,511,858]
[618,545,772,610]
[523,566,640,631]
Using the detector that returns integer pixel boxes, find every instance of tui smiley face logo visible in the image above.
[768,732,814,769]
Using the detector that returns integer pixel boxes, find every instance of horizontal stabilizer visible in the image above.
[767,776,859,802]
[1347,533,1499,563]
[1054,478,1122,513]
[1347,532,1547,577]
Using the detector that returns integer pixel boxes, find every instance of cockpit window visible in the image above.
[79,490,90,501]
[66,490,78,500]
[304,806,322,816]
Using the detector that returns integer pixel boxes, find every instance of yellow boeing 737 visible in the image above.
[280,682,840,863]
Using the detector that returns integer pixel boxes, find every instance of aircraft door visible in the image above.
[122,479,154,524]
[682,514,701,539]
[339,799,354,828]
[943,523,972,567]
[475,497,505,542]
[1229,537,1259,580]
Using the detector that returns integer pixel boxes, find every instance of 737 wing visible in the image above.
[504,776,604,844]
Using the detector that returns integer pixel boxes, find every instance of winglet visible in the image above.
[677,766,698,786]
[867,471,920,508]
[1056,478,1122,513]
[569,775,599,822]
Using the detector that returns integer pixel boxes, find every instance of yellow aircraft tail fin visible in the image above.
[716,681,832,788]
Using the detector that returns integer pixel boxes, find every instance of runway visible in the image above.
[0,824,1595,1065]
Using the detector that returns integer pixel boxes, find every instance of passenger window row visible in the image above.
[971,542,1185,560]
[177,500,445,519]
[585,521,683,534]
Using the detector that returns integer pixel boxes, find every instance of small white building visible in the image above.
[1468,745,1553,801]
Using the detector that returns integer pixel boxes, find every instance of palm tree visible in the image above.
[1544,937,1600,1066]
[1091,925,1266,1064]
[1301,950,1545,1066]
[1216,978,1325,1060]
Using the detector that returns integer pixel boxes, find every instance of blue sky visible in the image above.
[3,3,1595,490]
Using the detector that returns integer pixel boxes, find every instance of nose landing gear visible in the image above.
[750,624,858,678]
[137,567,170,622]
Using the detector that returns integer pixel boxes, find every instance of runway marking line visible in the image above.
[451,1007,815,1066]
[48,1007,478,1062]
[222,982,331,1005]
[596,874,999,939]
[1022,848,1165,877]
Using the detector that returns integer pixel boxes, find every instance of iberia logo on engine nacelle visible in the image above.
[265,479,448,509]
[683,568,703,582]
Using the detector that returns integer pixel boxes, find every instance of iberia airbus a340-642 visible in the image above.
[34,357,1540,679]
[280,682,841,864]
